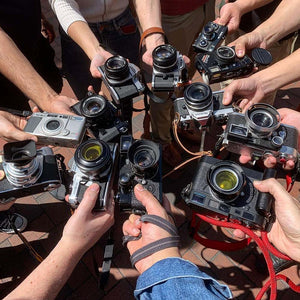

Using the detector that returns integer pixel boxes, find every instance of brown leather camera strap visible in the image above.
[139,27,165,52]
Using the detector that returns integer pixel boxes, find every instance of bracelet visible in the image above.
[139,27,165,51]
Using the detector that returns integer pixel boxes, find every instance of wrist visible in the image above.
[58,237,87,258]
[139,27,165,51]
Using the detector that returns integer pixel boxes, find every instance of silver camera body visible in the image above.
[24,112,86,148]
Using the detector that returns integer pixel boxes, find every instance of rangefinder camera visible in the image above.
[71,92,128,142]
[115,135,162,214]
[192,21,228,53]
[182,155,276,230]
[222,104,299,164]
[24,112,86,148]
[0,140,61,203]
[151,44,188,92]
[196,46,272,84]
[98,55,145,104]
[173,82,238,129]
[68,139,118,210]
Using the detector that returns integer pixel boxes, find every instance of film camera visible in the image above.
[192,21,228,53]
[0,140,61,203]
[24,112,86,148]
[182,155,276,230]
[98,55,145,104]
[71,92,128,142]
[115,135,162,213]
[196,46,272,84]
[68,139,118,210]
[173,82,238,129]
[222,103,299,164]
[151,44,188,92]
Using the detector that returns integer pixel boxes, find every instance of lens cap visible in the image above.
[251,48,272,66]
[4,140,37,163]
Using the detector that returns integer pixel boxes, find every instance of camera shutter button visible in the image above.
[271,136,283,147]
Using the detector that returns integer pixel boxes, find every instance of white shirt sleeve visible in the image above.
[49,0,87,34]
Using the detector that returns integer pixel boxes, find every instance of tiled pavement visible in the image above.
[1,2,300,299]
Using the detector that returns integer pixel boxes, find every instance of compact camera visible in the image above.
[115,135,162,213]
[151,44,188,92]
[98,55,145,104]
[222,104,299,164]
[173,82,238,129]
[24,112,86,148]
[68,139,118,210]
[196,46,272,84]
[71,92,128,142]
[0,140,61,203]
[192,21,228,53]
[182,155,276,230]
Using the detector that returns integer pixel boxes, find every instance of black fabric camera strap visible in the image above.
[122,214,180,266]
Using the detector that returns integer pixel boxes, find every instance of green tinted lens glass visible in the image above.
[82,143,102,161]
[215,170,238,191]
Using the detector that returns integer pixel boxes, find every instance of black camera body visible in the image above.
[71,92,128,143]
[173,82,237,129]
[193,22,228,53]
[151,44,188,92]
[182,155,276,230]
[222,104,299,164]
[98,55,145,104]
[68,139,118,210]
[196,46,272,84]
[115,135,162,214]
[0,140,61,203]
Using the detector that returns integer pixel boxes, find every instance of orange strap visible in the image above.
[139,27,165,51]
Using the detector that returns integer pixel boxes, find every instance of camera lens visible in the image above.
[42,118,63,135]
[203,23,216,40]
[128,140,160,178]
[81,95,109,121]
[216,46,235,62]
[152,44,177,72]
[184,82,213,111]
[208,161,245,203]
[104,55,129,81]
[245,104,280,137]
[75,139,112,175]
[46,120,61,131]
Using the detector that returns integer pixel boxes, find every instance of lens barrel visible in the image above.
[216,46,235,62]
[152,44,178,73]
[104,55,130,81]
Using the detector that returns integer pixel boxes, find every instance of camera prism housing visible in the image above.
[182,155,276,230]
[222,104,299,164]
[0,140,61,203]
[151,44,188,92]
[192,21,228,53]
[68,139,118,211]
[98,55,145,104]
[196,46,272,84]
[116,135,162,214]
[71,92,128,143]
[173,82,237,128]
[24,112,86,148]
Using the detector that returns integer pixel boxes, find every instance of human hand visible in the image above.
[46,94,78,115]
[63,183,114,255]
[214,2,242,34]
[90,49,113,78]
[122,184,181,274]
[0,110,37,142]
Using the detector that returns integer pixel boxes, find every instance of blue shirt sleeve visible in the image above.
[134,257,232,299]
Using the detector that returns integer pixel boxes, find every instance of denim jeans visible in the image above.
[135,258,232,299]
[60,6,140,99]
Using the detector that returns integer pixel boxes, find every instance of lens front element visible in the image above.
[214,169,238,191]
[81,142,102,161]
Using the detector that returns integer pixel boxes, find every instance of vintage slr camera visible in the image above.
[24,112,86,148]
[115,135,162,213]
[173,82,237,129]
[192,21,228,53]
[0,140,61,203]
[98,55,145,104]
[222,104,299,164]
[68,139,118,210]
[182,155,276,230]
[71,92,128,142]
[151,44,188,92]
[196,46,272,84]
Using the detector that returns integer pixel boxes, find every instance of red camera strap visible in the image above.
[190,212,300,300]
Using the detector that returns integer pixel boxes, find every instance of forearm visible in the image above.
[234,0,274,15]
[252,0,300,48]
[5,239,84,300]
[0,28,58,111]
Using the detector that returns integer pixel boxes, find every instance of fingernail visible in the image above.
[253,180,260,185]
[90,184,100,192]
[237,50,243,57]
[135,184,145,192]
[133,228,140,235]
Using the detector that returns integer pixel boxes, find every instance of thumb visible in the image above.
[77,183,100,214]
[8,129,38,142]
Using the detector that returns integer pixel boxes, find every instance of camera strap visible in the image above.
[0,107,32,117]
[190,212,300,300]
